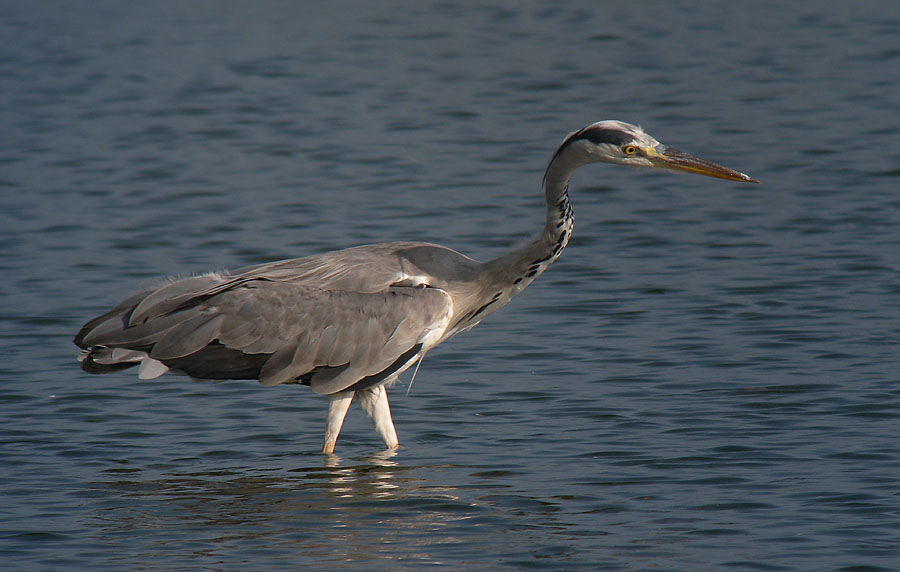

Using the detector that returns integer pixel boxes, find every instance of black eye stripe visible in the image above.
[573,127,633,147]
[545,125,640,179]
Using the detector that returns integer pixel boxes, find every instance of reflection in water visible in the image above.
[89,453,502,569]
[321,449,402,498]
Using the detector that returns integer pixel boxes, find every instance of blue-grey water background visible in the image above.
[2,1,899,570]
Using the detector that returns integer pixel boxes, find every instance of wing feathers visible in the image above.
[78,275,452,394]
[150,314,224,360]
[129,274,223,326]
[258,343,303,387]
[74,243,473,393]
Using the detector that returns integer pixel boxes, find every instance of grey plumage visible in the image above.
[75,120,757,453]
[77,243,462,391]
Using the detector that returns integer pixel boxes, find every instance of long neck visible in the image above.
[482,146,588,296]
[446,145,592,333]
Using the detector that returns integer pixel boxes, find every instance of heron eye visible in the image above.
[623,145,639,155]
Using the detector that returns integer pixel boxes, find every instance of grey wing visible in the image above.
[215,281,452,392]
[77,278,453,395]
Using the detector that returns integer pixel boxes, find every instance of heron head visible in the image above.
[559,120,758,183]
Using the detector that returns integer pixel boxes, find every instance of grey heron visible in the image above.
[74,120,757,453]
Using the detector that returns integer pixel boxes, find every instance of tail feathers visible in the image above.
[79,347,170,379]
[79,352,138,374]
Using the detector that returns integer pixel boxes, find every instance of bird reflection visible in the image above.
[90,453,477,567]
[323,447,398,469]
[321,449,400,497]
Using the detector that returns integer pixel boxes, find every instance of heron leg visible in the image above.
[323,390,354,454]
[355,385,399,450]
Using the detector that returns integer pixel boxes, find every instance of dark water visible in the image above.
[3,1,900,570]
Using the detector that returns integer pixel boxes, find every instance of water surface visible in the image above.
[2,2,899,570]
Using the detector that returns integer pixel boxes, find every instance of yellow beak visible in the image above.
[646,145,759,183]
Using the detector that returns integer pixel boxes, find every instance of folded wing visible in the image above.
[76,276,452,395]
